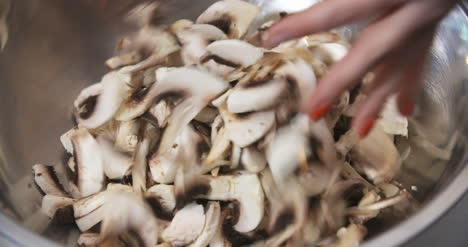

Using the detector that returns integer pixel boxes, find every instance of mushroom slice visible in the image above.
[189,202,221,247]
[70,127,105,197]
[41,195,75,225]
[222,110,276,148]
[119,27,180,73]
[96,136,133,180]
[74,71,131,129]
[33,164,68,197]
[195,106,219,123]
[275,58,317,110]
[105,51,141,70]
[150,124,205,184]
[74,191,159,246]
[198,173,265,232]
[145,184,176,220]
[196,0,260,39]
[241,146,267,173]
[310,42,349,64]
[377,95,408,136]
[328,224,367,247]
[350,125,401,183]
[147,99,173,128]
[266,115,310,183]
[204,126,231,170]
[133,124,160,192]
[201,40,263,76]
[117,67,228,155]
[162,203,206,247]
[114,120,140,153]
[227,77,288,113]
[176,24,227,65]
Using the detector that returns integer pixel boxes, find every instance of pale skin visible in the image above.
[262,0,459,137]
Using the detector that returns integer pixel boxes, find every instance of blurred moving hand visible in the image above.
[262,0,459,137]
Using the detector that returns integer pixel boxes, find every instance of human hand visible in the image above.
[262,0,459,137]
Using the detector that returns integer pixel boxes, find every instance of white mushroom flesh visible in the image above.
[33,1,416,246]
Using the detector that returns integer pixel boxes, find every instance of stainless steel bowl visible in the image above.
[0,0,467,246]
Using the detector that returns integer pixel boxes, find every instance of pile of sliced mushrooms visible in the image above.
[33,1,418,246]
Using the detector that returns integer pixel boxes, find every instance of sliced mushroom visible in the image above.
[204,126,231,170]
[70,127,105,197]
[105,51,142,70]
[275,58,317,110]
[196,0,260,39]
[327,224,367,247]
[119,27,180,73]
[197,173,265,232]
[195,106,219,123]
[133,124,160,192]
[241,146,267,173]
[145,184,176,220]
[74,72,131,129]
[150,124,205,184]
[221,109,276,148]
[350,125,401,183]
[162,203,206,247]
[378,95,408,136]
[266,115,310,183]
[188,202,221,247]
[146,99,173,128]
[201,40,264,77]
[33,164,68,197]
[176,24,227,65]
[94,136,133,180]
[74,191,159,246]
[117,67,228,156]
[114,120,140,153]
[227,77,288,113]
[40,194,75,224]
[310,42,349,65]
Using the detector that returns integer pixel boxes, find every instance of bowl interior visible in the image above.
[0,0,467,246]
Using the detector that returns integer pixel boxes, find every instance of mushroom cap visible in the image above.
[196,0,260,39]
[227,77,288,113]
[162,203,205,247]
[147,184,177,216]
[200,174,265,232]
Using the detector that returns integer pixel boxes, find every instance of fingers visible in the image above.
[351,61,401,137]
[262,0,402,48]
[307,1,435,119]
[396,32,435,116]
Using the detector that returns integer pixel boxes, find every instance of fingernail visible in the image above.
[400,102,415,117]
[309,104,331,121]
[359,118,377,138]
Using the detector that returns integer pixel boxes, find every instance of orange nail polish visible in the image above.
[359,118,377,138]
[400,103,415,117]
[309,105,331,121]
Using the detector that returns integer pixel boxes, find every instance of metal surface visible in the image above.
[0,0,466,246]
